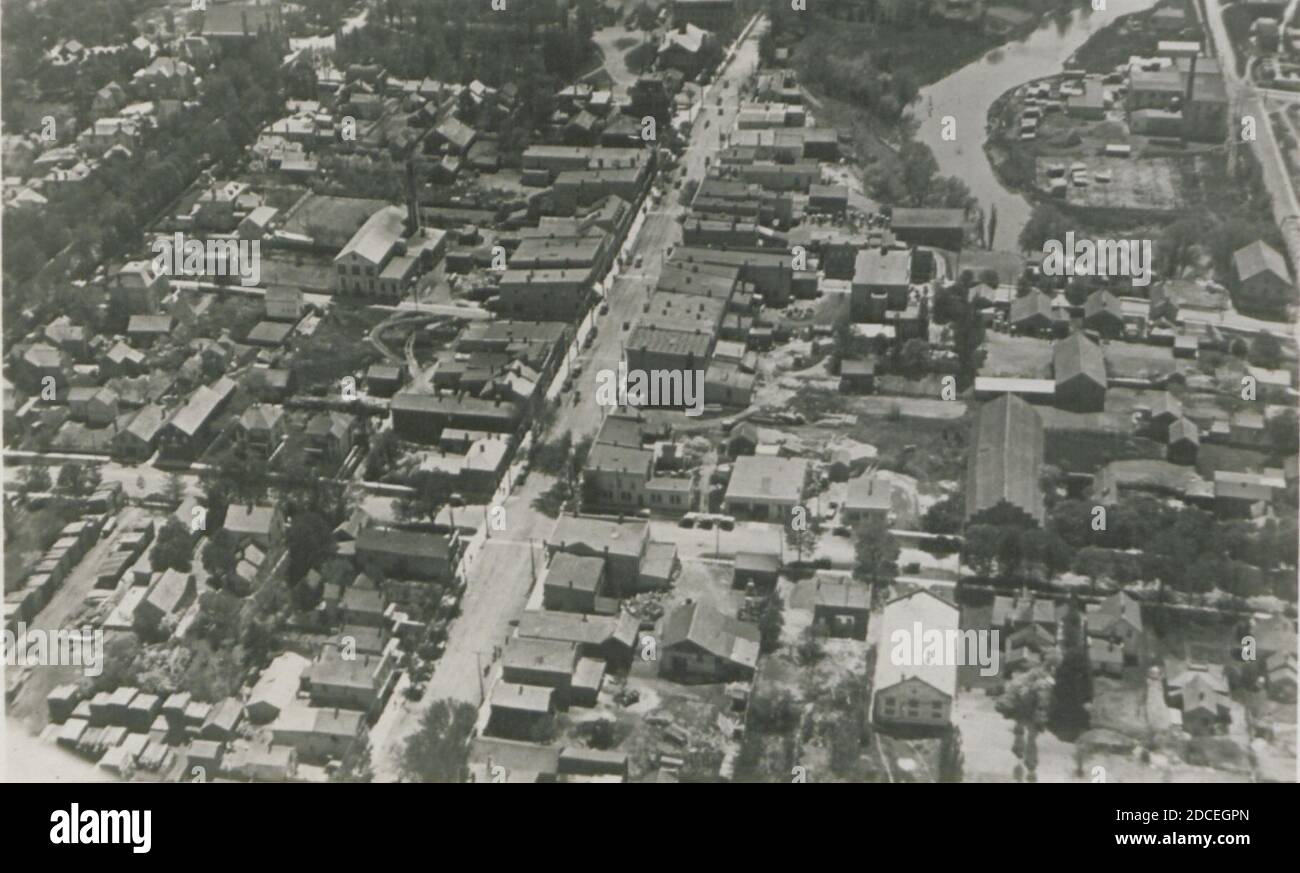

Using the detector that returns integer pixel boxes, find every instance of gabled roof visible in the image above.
[661,600,760,669]
[1233,240,1290,284]
[1009,290,1054,325]
[1053,331,1106,387]
[336,205,405,266]
[1084,288,1124,321]
[965,393,1045,525]
[1087,591,1142,631]
[873,590,959,697]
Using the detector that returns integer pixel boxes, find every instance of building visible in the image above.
[389,392,522,443]
[223,503,282,550]
[732,552,780,591]
[1167,417,1200,465]
[872,590,959,727]
[1052,332,1107,412]
[624,324,713,377]
[247,652,310,723]
[542,553,608,614]
[1232,241,1292,313]
[583,443,654,514]
[270,705,366,763]
[1085,592,1143,662]
[1082,290,1125,338]
[303,648,396,716]
[839,358,875,395]
[134,569,196,632]
[1008,290,1057,335]
[657,23,717,76]
[965,394,1045,527]
[659,600,760,682]
[889,208,965,251]
[160,377,236,457]
[265,287,303,322]
[547,516,650,591]
[495,267,594,322]
[516,610,639,667]
[355,526,460,582]
[793,574,870,640]
[842,474,892,525]
[723,455,808,522]
[851,247,911,322]
[671,0,735,31]
[333,205,446,301]
[235,403,286,457]
[487,683,555,740]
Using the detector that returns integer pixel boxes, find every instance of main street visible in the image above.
[368,14,768,779]
[1199,0,1300,269]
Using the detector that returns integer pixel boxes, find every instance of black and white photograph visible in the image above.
[0,0,1296,814]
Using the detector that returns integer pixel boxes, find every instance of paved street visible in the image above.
[366,15,767,780]
[369,470,556,781]
[563,15,765,441]
[1200,0,1300,268]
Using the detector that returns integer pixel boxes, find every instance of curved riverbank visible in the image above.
[912,0,1162,250]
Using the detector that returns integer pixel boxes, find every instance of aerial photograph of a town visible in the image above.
[1,0,1298,802]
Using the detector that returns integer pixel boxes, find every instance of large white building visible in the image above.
[872,590,960,728]
[333,206,446,301]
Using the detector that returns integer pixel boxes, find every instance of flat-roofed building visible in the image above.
[890,208,965,251]
[851,247,911,321]
[724,455,808,522]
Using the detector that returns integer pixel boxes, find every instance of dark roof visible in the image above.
[356,526,453,561]
[661,600,760,668]
[1084,289,1124,321]
[1009,290,1053,325]
[1053,332,1106,387]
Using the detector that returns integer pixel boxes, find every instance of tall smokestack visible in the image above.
[405,156,420,235]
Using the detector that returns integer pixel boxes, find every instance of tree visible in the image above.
[287,510,332,583]
[56,463,101,496]
[396,471,453,525]
[950,296,986,388]
[961,524,1001,578]
[331,738,374,783]
[1266,409,1298,457]
[203,452,267,513]
[1017,203,1072,255]
[19,465,52,494]
[202,529,240,587]
[401,699,477,783]
[852,515,899,601]
[162,473,187,508]
[758,592,785,654]
[921,493,963,535]
[151,518,195,573]
[785,519,818,563]
[899,338,930,376]
[1249,333,1283,369]
[1049,602,1092,738]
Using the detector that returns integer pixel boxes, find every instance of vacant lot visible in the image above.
[1035,155,1189,212]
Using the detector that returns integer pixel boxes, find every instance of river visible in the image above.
[912,0,1161,251]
